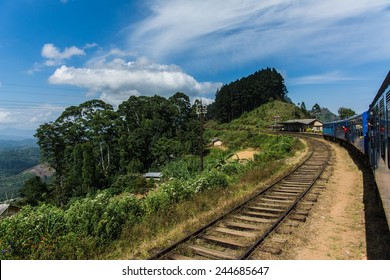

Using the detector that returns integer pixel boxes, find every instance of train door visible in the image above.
[362,111,369,155]
[369,105,379,168]
[387,91,390,169]
[380,98,386,162]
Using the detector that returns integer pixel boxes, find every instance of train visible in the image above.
[322,71,390,230]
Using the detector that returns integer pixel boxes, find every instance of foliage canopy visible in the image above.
[210,68,288,123]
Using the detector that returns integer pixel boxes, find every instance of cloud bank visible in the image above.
[48,56,222,106]
[127,0,390,68]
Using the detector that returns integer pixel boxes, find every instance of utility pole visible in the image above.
[273,115,280,131]
[196,99,207,171]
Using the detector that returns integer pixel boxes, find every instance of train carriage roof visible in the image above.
[370,70,390,108]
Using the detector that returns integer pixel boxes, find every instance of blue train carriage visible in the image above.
[368,71,390,228]
[322,121,335,138]
[348,111,369,154]
[322,112,368,154]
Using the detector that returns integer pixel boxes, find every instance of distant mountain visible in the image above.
[0,138,37,150]
[309,107,338,122]
[0,127,36,140]
[0,144,41,202]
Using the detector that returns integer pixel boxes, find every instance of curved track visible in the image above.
[151,138,330,260]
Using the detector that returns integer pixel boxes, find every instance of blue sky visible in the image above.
[1,0,390,132]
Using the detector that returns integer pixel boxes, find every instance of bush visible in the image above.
[64,191,145,243]
[159,179,194,203]
[220,162,242,175]
[97,194,144,241]
[162,156,200,179]
[0,204,65,259]
[143,189,171,215]
[205,170,229,188]
[64,192,110,238]
[111,174,153,194]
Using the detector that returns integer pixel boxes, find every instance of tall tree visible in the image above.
[213,68,288,123]
[338,107,356,119]
[19,176,49,206]
[300,101,307,112]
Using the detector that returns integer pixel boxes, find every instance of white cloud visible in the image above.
[42,44,85,60]
[41,43,85,65]
[289,71,362,85]
[28,110,56,125]
[127,0,390,69]
[48,55,222,106]
[29,43,94,74]
[0,105,65,130]
[0,110,11,124]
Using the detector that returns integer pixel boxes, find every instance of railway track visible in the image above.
[151,138,331,260]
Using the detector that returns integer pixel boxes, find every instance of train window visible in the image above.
[387,91,390,169]
[356,117,363,137]
[380,98,385,161]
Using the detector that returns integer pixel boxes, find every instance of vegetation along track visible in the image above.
[151,138,331,260]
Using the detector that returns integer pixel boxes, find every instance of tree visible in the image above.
[300,101,307,112]
[34,93,200,204]
[35,99,116,203]
[213,68,288,123]
[19,176,49,206]
[338,107,356,119]
[311,103,321,118]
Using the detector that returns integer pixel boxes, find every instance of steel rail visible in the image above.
[150,138,329,260]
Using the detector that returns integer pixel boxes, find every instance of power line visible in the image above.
[0,100,74,106]
[0,82,86,92]
[0,90,85,99]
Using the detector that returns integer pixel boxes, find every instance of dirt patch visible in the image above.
[230,148,259,162]
[24,163,55,178]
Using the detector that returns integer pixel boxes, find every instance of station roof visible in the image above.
[279,119,322,125]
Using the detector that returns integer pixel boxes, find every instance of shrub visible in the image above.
[97,194,144,241]
[159,179,194,203]
[0,204,65,259]
[205,170,229,188]
[143,189,171,215]
[111,174,153,194]
[64,192,110,238]
[162,156,200,179]
[220,162,242,175]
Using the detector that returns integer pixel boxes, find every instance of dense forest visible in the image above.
[0,141,40,201]
[209,68,288,122]
[0,147,40,177]
[34,93,202,205]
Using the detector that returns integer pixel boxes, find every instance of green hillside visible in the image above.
[211,68,288,123]
[0,143,40,202]
[213,100,311,130]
